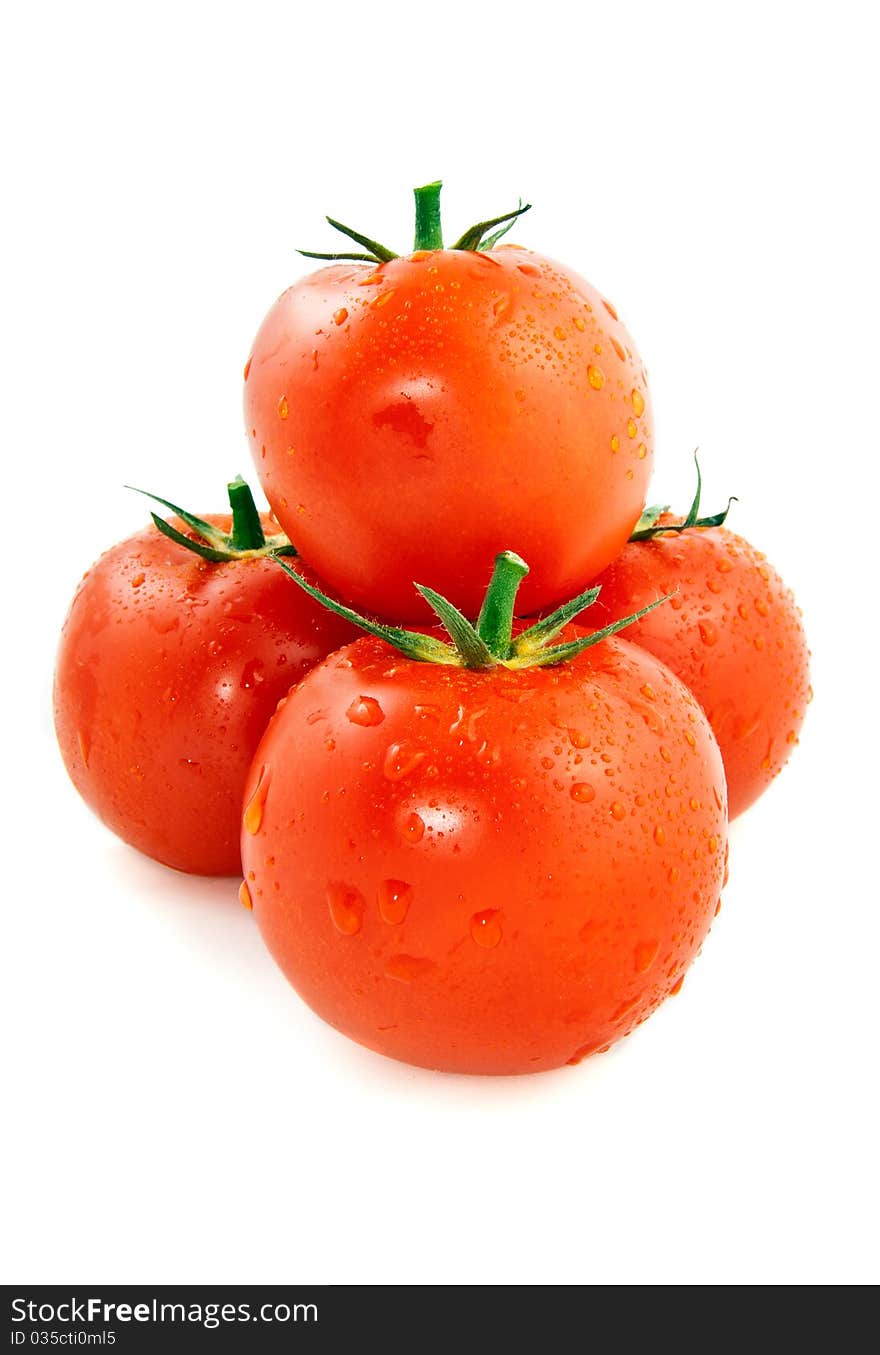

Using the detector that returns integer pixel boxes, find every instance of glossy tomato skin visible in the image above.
[244,247,653,622]
[241,633,726,1074]
[591,523,811,819]
[54,516,357,876]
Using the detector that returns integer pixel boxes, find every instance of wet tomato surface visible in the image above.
[592,522,811,818]
[244,247,653,622]
[54,515,357,875]
[241,633,727,1074]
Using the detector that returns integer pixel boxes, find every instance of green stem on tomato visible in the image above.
[274,549,672,672]
[476,551,530,657]
[129,479,296,562]
[413,181,444,251]
[227,476,266,552]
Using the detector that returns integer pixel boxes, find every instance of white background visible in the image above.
[2,1,877,1285]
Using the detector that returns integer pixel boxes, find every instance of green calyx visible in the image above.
[128,476,296,563]
[298,181,532,265]
[631,453,737,541]
[276,550,670,671]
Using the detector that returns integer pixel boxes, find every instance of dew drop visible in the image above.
[669,975,685,996]
[610,435,620,452]
[553,325,568,341]
[610,801,626,821]
[570,782,596,803]
[653,824,666,846]
[327,883,365,935]
[130,572,145,589]
[77,729,91,767]
[567,728,590,748]
[243,357,252,382]
[332,307,348,325]
[383,741,427,781]
[373,290,396,308]
[240,658,265,690]
[573,316,586,332]
[698,620,718,646]
[634,939,659,973]
[611,994,639,1023]
[631,388,646,417]
[402,811,425,843]
[470,909,503,948]
[239,880,253,911]
[637,443,647,460]
[346,695,385,727]
[378,879,412,925]
[610,337,626,361]
[277,395,289,419]
[626,418,638,439]
[602,298,619,320]
[243,767,270,835]
[587,363,606,390]
[385,953,435,982]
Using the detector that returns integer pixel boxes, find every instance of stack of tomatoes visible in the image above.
[55,184,810,1074]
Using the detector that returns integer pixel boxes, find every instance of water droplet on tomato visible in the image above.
[669,975,685,996]
[385,953,434,982]
[240,658,265,690]
[637,443,647,460]
[653,824,666,845]
[568,728,590,748]
[277,395,289,419]
[754,597,770,617]
[573,316,586,332]
[384,742,427,781]
[378,879,412,925]
[243,768,270,835]
[610,801,626,821]
[553,325,568,342]
[243,357,252,382]
[627,699,666,734]
[346,695,385,727]
[610,337,626,361]
[626,418,637,439]
[402,811,425,843]
[610,434,620,452]
[517,262,541,277]
[716,557,734,573]
[239,880,253,911]
[631,388,645,417]
[77,729,91,767]
[327,882,365,935]
[602,298,619,320]
[333,307,348,325]
[373,290,395,308]
[611,994,639,1022]
[587,364,606,390]
[130,572,145,589]
[698,620,718,646]
[470,909,503,948]
[566,1040,607,1065]
[634,939,659,973]
[570,782,596,803]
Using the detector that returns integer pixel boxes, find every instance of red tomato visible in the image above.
[244,191,653,622]
[54,497,357,876]
[591,519,811,819]
[241,625,726,1074]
